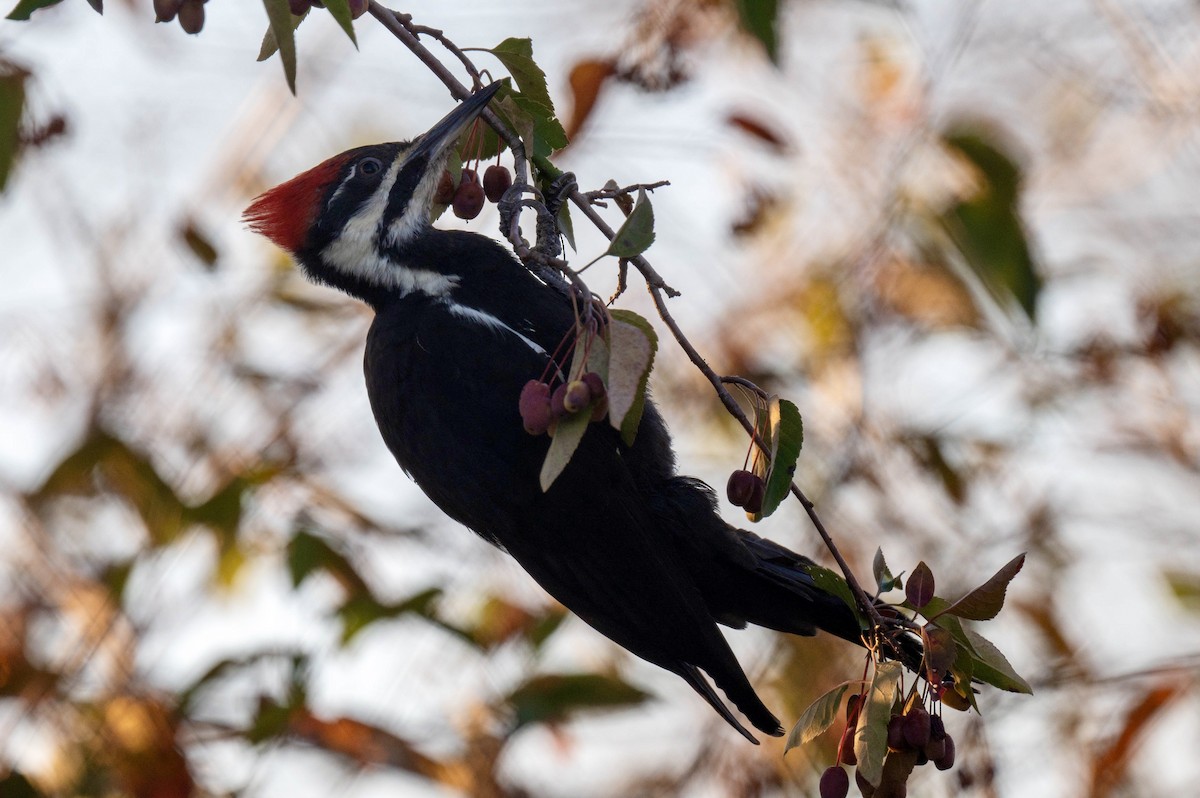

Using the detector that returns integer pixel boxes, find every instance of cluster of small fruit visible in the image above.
[434,164,513,220]
[519,372,606,436]
[725,469,766,514]
[286,0,369,17]
[819,693,956,798]
[153,0,207,32]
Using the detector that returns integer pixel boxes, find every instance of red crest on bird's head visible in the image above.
[243,152,353,254]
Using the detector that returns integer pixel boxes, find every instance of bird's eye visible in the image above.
[359,157,383,176]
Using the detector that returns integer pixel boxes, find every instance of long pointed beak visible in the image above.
[409,82,504,164]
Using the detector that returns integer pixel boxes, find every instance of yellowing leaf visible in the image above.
[785,683,849,752]
[606,310,657,446]
[539,407,590,491]
[854,661,902,786]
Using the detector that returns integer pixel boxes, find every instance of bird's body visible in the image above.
[244,85,865,742]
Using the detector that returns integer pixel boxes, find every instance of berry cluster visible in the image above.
[519,372,607,436]
[725,469,766,514]
[819,693,956,798]
[153,0,207,33]
[435,165,512,220]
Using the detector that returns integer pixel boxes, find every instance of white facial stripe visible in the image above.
[385,151,447,249]
[446,302,548,358]
[318,154,457,296]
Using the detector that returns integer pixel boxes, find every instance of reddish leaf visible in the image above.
[906,561,935,609]
[941,553,1025,621]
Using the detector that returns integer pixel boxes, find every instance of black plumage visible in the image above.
[244,85,868,742]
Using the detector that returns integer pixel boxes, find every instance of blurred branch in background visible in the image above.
[2,0,1200,796]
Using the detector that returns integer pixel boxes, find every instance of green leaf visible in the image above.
[338,587,442,644]
[906,561,935,609]
[940,553,1025,621]
[800,562,865,630]
[506,673,651,729]
[286,529,369,594]
[854,661,902,786]
[606,309,657,446]
[961,626,1032,694]
[0,65,26,194]
[5,0,61,21]
[873,548,902,593]
[488,38,554,112]
[261,0,299,94]
[758,398,802,518]
[942,128,1040,320]
[784,683,849,752]
[733,0,779,63]
[258,6,308,63]
[605,188,655,259]
[539,404,590,491]
[321,0,357,48]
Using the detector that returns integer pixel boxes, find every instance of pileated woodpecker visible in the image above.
[244,83,868,743]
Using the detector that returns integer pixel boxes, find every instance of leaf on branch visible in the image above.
[260,0,300,94]
[322,0,357,47]
[961,626,1032,694]
[940,553,1025,621]
[758,398,802,519]
[488,38,555,112]
[906,561,935,609]
[873,547,902,593]
[606,188,655,259]
[921,624,957,681]
[785,683,849,752]
[606,309,657,446]
[854,661,902,787]
[800,562,865,630]
[539,404,590,491]
[5,0,62,21]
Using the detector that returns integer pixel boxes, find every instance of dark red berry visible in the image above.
[550,384,569,419]
[434,170,455,204]
[589,396,609,422]
[483,164,512,202]
[837,726,857,766]
[819,766,849,798]
[743,473,766,514]
[934,734,955,770]
[460,168,478,184]
[902,706,931,749]
[726,469,757,507]
[287,0,310,14]
[452,181,485,220]
[154,0,182,22]
[924,735,946,762]
[177,0,204,33]
[348,0,368,18]
[519,380,553,435]
[887,715,909,752]
[582,371,606,401]
[563,380,592,413]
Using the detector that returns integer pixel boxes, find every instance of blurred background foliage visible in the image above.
[2,0,1200,796]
